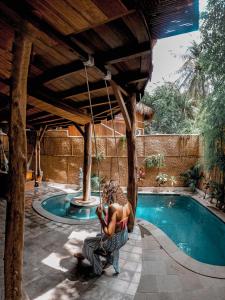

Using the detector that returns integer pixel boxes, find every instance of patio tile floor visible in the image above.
[1,183,225,300]
[0,183,142,300]
[134,225,225,300]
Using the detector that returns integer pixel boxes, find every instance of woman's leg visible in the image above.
[82,236,103,275]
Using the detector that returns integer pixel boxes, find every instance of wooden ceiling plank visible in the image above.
[91,0,128,18]
[34,42,150,85]
[28,0,75,35]
[42,0,89,31]
[0,2,88,59]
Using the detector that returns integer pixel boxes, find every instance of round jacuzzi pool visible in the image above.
[33,193,98,224]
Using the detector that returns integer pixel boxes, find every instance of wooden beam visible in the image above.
[0,2,88,60]
[32,42,150,85]
[83,123,92,201]
[30,117,64,126]
[81,99,117,109]
[110,80,131,131]
[56,72,137,100]
[126,93,137,232]
[28,96,91,125]
[4,26,32,300]
[95,41,151,65]
[39,125,47,142]
[1,2,142,99]
[73,123,84,137]
[27,112,53,122]
[93,106,120,118]
[32,60,84,86]
[45,120,73,128]
[57,80,106,100]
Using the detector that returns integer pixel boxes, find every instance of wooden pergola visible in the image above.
[0,1,199,299]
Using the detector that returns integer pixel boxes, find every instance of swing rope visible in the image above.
[104,79,120,185]
[84,63,122,252]
[84,64,102,204]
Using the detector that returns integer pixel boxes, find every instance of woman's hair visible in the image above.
[102,180,128,206]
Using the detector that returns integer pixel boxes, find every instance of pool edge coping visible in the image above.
[32,192,99,225]
[137,218,225,279]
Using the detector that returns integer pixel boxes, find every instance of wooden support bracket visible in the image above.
[110,80,131,131]
[73,123,85,137]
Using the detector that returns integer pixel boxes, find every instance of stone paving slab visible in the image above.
[0,183,142,300]
[134,225,225,300]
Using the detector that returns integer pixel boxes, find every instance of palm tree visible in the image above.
[177,41,208,101]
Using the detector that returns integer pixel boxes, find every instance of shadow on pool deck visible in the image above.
[1,183,225,300]
[0,183,142,299]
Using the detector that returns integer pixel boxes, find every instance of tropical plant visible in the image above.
[144,153,165,170]
[199,0,225,203]
[91,174,104,191]
[141,84,198,134]
[169,176,177,187]
[176,41,208,101]
[119,136,126,148]
[156,173,168,186]
[180,164,203,192]
[93,152,105,163]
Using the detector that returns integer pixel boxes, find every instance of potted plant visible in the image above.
[93,152,105,163]
[91,174,105,191]
[169,176,177,187]
[180,163,203,192]
[156,173,168,186]
[144,153,165,170]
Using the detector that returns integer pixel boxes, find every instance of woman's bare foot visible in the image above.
[74,252,85,260]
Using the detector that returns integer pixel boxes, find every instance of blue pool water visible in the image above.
[42,193,225,265]
[136,194,225,266]
[42,194,98,220]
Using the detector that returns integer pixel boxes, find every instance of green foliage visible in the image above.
[199,0,225,186]
[119,136,126,147]
[141,83,198,134]
[91,174,104,191]
[94,152,105,163]
[155,173,168,186]
[169,176,177,187]
[144,153,165,170]
[177,41,208,100]
[180,164,203,192]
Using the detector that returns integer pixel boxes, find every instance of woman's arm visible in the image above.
[96,205,116,237]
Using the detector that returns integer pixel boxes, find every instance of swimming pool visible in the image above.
[41,193,98,220]
[38,192,225,266]
[136,194,225,266]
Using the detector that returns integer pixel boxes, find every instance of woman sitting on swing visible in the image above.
[74,180,134,275]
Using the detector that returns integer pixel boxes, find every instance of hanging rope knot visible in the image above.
[103,70,111,81]
[83,55,94,67]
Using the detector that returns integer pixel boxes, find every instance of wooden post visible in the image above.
[37,126,47,183]
[34,131,39,187]
[83,123,92,201]
[126,93,138,228]
[4,28,32,300]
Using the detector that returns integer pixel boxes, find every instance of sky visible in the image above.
[146,0,207,92]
